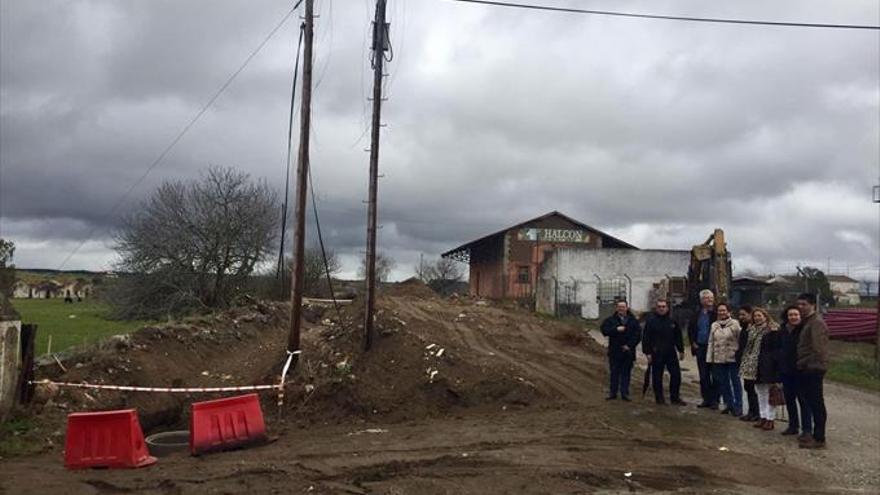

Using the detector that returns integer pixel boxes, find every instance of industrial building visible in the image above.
[442,211,690,318]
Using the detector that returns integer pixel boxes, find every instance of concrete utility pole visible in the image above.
[287,0,314,360]
[363,0,388,352]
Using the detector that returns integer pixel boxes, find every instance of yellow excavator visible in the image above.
[687,229,732,305]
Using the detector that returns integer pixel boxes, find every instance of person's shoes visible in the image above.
[732,410,742,418]
[799,437,826,449]
[740,413,756,422]
[605,395,618,401]
[781,428,799,436]
[697,402,711,408]
[753,419,767,428]
[621,396,631,402]
[655,400,667,406]
[708,403,719,410]
[762,420,775,431]
[798,433,814,444]
[721,408,732,415]
[671,399,687,406]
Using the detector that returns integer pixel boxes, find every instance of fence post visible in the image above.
[17,324,37,405]
[0,319,22,421]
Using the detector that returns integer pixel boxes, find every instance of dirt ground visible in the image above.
[1,282,877,494]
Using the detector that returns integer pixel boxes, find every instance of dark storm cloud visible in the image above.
[1,0,878,282]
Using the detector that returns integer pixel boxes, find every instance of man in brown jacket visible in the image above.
[796,292,829,449]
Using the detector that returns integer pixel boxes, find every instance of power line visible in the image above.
[56,0,305,270]
[444,0,880,30]
[277,22,306,292]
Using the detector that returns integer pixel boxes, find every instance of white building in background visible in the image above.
[536,248,690,319]
[827,275,861,306]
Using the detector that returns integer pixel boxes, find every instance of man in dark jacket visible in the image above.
[601,299,641,401]
[796,293,829,449]
[643,298,685,405]
[687,289,718,409]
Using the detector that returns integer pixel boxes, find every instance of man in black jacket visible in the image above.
[687,289,718,408]
[600,300,641,401]
[643,298,686,405]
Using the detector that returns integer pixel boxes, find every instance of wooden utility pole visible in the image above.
[873,184,880,372]
[287,0,314,359]
[363,0,388,351]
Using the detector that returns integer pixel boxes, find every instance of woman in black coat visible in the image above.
[753,308,782,430]
[779,306,813,438]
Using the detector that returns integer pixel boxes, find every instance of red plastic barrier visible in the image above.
[190,393,267,455]
[64,409,157,469]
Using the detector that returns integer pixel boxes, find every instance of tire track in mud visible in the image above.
[388,298,598,407]
[451,322,591,406]
[518,322,604,381]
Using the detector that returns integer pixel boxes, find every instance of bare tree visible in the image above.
[423,257,464,295]
[108,166,278,319]
[359,251,395,282]
[285,247,341,298]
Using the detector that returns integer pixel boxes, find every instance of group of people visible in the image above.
[600,289,830,449]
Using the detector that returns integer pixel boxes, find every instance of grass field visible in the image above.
[10,299,149,355]
[827,340,880,392]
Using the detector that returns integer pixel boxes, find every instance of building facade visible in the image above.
[536,248,690,319]
[442,211,637,300]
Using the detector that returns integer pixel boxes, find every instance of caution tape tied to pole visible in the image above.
[30,380,284,394]
[31,350,304,395]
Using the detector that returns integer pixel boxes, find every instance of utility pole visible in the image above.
[873,184,880,372]
[363,0,388,352]
[287,0,314,361]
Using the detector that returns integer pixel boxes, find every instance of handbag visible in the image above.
[769,384,785,407]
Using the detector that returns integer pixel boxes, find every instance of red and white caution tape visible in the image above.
[276,349,301,408]
[30,379,283,393]
[30,350,304,395]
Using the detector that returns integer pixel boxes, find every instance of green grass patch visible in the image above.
[10,299,149,355]
[0,418,42,457]
[826,341,880,392]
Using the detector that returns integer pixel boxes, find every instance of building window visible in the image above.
[597,277,628,304]
[517,266,530,284]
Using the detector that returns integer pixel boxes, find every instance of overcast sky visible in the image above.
[1,0,878,283]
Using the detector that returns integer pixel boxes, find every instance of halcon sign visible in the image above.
[517,228,590,243]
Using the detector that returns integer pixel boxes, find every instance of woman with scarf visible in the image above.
[707,303,743,416]
[752,308,781,430]
[737,308,767,422]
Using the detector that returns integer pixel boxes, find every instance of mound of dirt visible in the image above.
[22,278,596,447]
[33,303,291,431]
[280,281,545,425]
[380,277,439,299]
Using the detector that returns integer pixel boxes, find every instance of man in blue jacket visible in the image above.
[601,299,642,401]
[688,289,718,409]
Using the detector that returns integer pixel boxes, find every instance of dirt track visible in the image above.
[2,289,877,494]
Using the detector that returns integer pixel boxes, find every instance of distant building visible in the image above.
[827,275,861,306]
[536,248,690,319]
[733,273,863,307]
[11,281,31,299]
[11,278,94,300]
[442,211,637,300]
[731,276,772,308]
[441,211,690,319]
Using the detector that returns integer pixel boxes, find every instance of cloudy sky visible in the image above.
[1,0,878,283]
